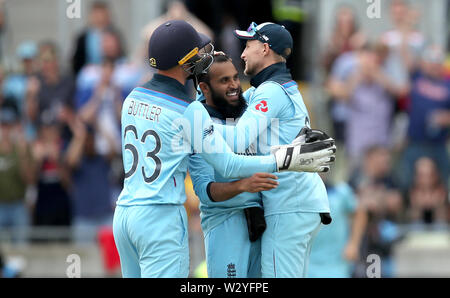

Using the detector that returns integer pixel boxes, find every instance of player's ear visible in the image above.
[199,82,210,95]
[262,43,271,56]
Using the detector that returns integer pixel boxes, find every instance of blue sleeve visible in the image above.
[183,101,277,178]
[188,154,215,204]
[215,83,291,152]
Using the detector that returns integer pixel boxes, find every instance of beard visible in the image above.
[210,87,247,120]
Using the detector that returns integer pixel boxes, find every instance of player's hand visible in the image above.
[343,241,360,261]
[291,127,334,145]
[271,127,336,173]
[237,173,279,193]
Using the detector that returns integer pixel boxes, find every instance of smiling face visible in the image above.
[241,39,267,77]
[199,59,247,119]
[204,60,242,106]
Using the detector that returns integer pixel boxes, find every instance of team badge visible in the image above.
[255,100,268,113]
[149,58,157,67]
[203,125,214,139]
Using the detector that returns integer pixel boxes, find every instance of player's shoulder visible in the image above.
[253,80,289,99]
[182,100,205,117]
[185,100,203,109]
[256,80,284,91]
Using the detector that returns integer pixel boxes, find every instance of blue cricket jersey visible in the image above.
[189,99,262,234]
[116,74,277,206]
[214,63,330,215]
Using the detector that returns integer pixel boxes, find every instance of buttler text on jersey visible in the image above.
[127,99,162,123]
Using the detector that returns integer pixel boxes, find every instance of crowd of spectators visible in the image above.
[322,0,450,277]
[0,1,143,245]
[0,0,449,278]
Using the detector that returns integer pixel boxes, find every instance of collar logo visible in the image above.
[255,100,268,113]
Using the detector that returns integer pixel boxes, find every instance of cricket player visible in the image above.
[112,20,336,278]
[210,22,334,277]
[189,54,277,277]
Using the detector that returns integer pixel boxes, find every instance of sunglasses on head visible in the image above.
[246,22,269,43]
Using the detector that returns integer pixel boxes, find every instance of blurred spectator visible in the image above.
[78,59,122,156]
[324,6,366,144]
[0,102,32,244]
[142,0,213,41]
[218,14,244,77]
[25,42,75,143]
[65,119,115,244]
[381,0,425,75]
[330,43,407,171]
[322,5,364,76]
[350,146,403,220]
[71,1,114,75]
[398,45,450,190]
[308,173,367,278]
[31,114,71,234]
[0,1,10,69]
[140,0,214,63]
[407,157,448,228]
[2,41,37,116]
[75,29,141,110]
[350,146,404,278]
[138,0,215,90]
[381,0,425,112]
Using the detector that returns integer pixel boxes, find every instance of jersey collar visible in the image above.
[144,73,193,103]
[250,62,292,88]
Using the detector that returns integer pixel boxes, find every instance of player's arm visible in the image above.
[183,101,277,178]
[183,101,336,178]
[189,154,278,203]
[209,173,278,202]
[214,84,290,152]
[188,153,216,204]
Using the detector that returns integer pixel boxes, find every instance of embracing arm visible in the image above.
[214,84,289,152]
[189,154,278,203]
[209,173,278,202]
[183,101,277,179]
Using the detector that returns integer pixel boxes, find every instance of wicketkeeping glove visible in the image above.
[271,127,336,173]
